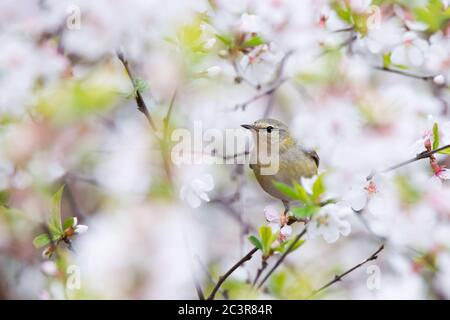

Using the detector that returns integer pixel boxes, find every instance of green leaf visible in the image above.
[248,235,262,250]
[216,34,233,47]
[414,0,450,32]
[63,217,75,230]
[48,186,64,237]
[331,1,353,25]
[242,36,265,48]
[284,238,305,253]
[293,182,311,203]
[259,226,276,256]
[273,182,298,200]
[433,122,439,150]
[133,78,149,95]
[382,53,391,69]
[33,234,51,248]
[438,146,450,155]
[312,174,326,202]
[292,205,319,218]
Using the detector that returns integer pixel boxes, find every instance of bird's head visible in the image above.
[241,119,294,151]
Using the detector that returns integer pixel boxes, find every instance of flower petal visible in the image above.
[280,225,292,236]
[75,225,88,234]
[391,45,407,66]
[264,206,280,222]
[185,190,201,208]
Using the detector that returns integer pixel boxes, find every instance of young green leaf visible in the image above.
[33,234,51,248]
[292,205,318,218]
[382,53,391,68]
[312,174,326,202]
[293,182,311,203]
[259,226,277,256]
[63,217,75,230]
[438,146,450,155]
[48,186,64,237]
[215,34,233,47]
[248,235,263,250]
[433,122,439,150]
[242,36,265,48]
[278,238,305,254]
[273,182,298,200]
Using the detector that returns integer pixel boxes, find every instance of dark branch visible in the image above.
[207,247,258,300]
[256,228,307,289]
[252,259,268,287]
[117,51,158,132]
[117,51,174,183]
[367,144,450,180]
[373,66,434,81]
[307,244,384,299]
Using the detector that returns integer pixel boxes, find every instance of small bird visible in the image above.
[241,119,319,214]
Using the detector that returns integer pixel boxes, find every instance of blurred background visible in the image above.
[1,0,450,299]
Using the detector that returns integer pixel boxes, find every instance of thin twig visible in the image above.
[252,259,268,287]
[366,144,450,180]
[373,66,434,81]
[256,228,307,289]
[209,197,255,233]
[306,244,384,299]
[235,78,288,111]
[207,247,258,300]
[117,51,173,183]
[195,255,229,299]
[117,51,158,132]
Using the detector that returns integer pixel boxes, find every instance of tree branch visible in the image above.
[207,247,258,300]
[373,66,434,81]
[117,51,158,132]
[366,144,450,180]
[117,51,174,183]
[235,78,288,111]
[252,259,268,287]
[306,244,384,299]
[256,228,307,289]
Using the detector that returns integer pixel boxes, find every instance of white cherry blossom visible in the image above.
[180,174,214,208]
[307,204,352,243]
[391,31,429,67]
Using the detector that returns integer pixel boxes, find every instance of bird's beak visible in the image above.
[241,124,254,130]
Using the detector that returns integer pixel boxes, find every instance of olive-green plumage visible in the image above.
[241,119,319,210]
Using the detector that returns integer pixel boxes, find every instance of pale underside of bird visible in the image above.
[241,119,319,211]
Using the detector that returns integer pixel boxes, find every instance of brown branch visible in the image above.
[117,51,174,183]
[209,197,255,233]
[195,255,229,299]
[252,259,268,287]
[207,247,258,300]
[366,144,450,180]
[306,244,384,299]
[117,51,158,132]
[373,66,434,81]
[232,60,260,89]
[235,78,288,111]
[256,228,307,289]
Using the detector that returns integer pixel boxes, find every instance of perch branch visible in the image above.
[367,144,450,180]
[256,228,307,289]
[207,247,258,300]
[307,244,384,299]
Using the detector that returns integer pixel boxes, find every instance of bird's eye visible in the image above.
[266,126,273,133]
